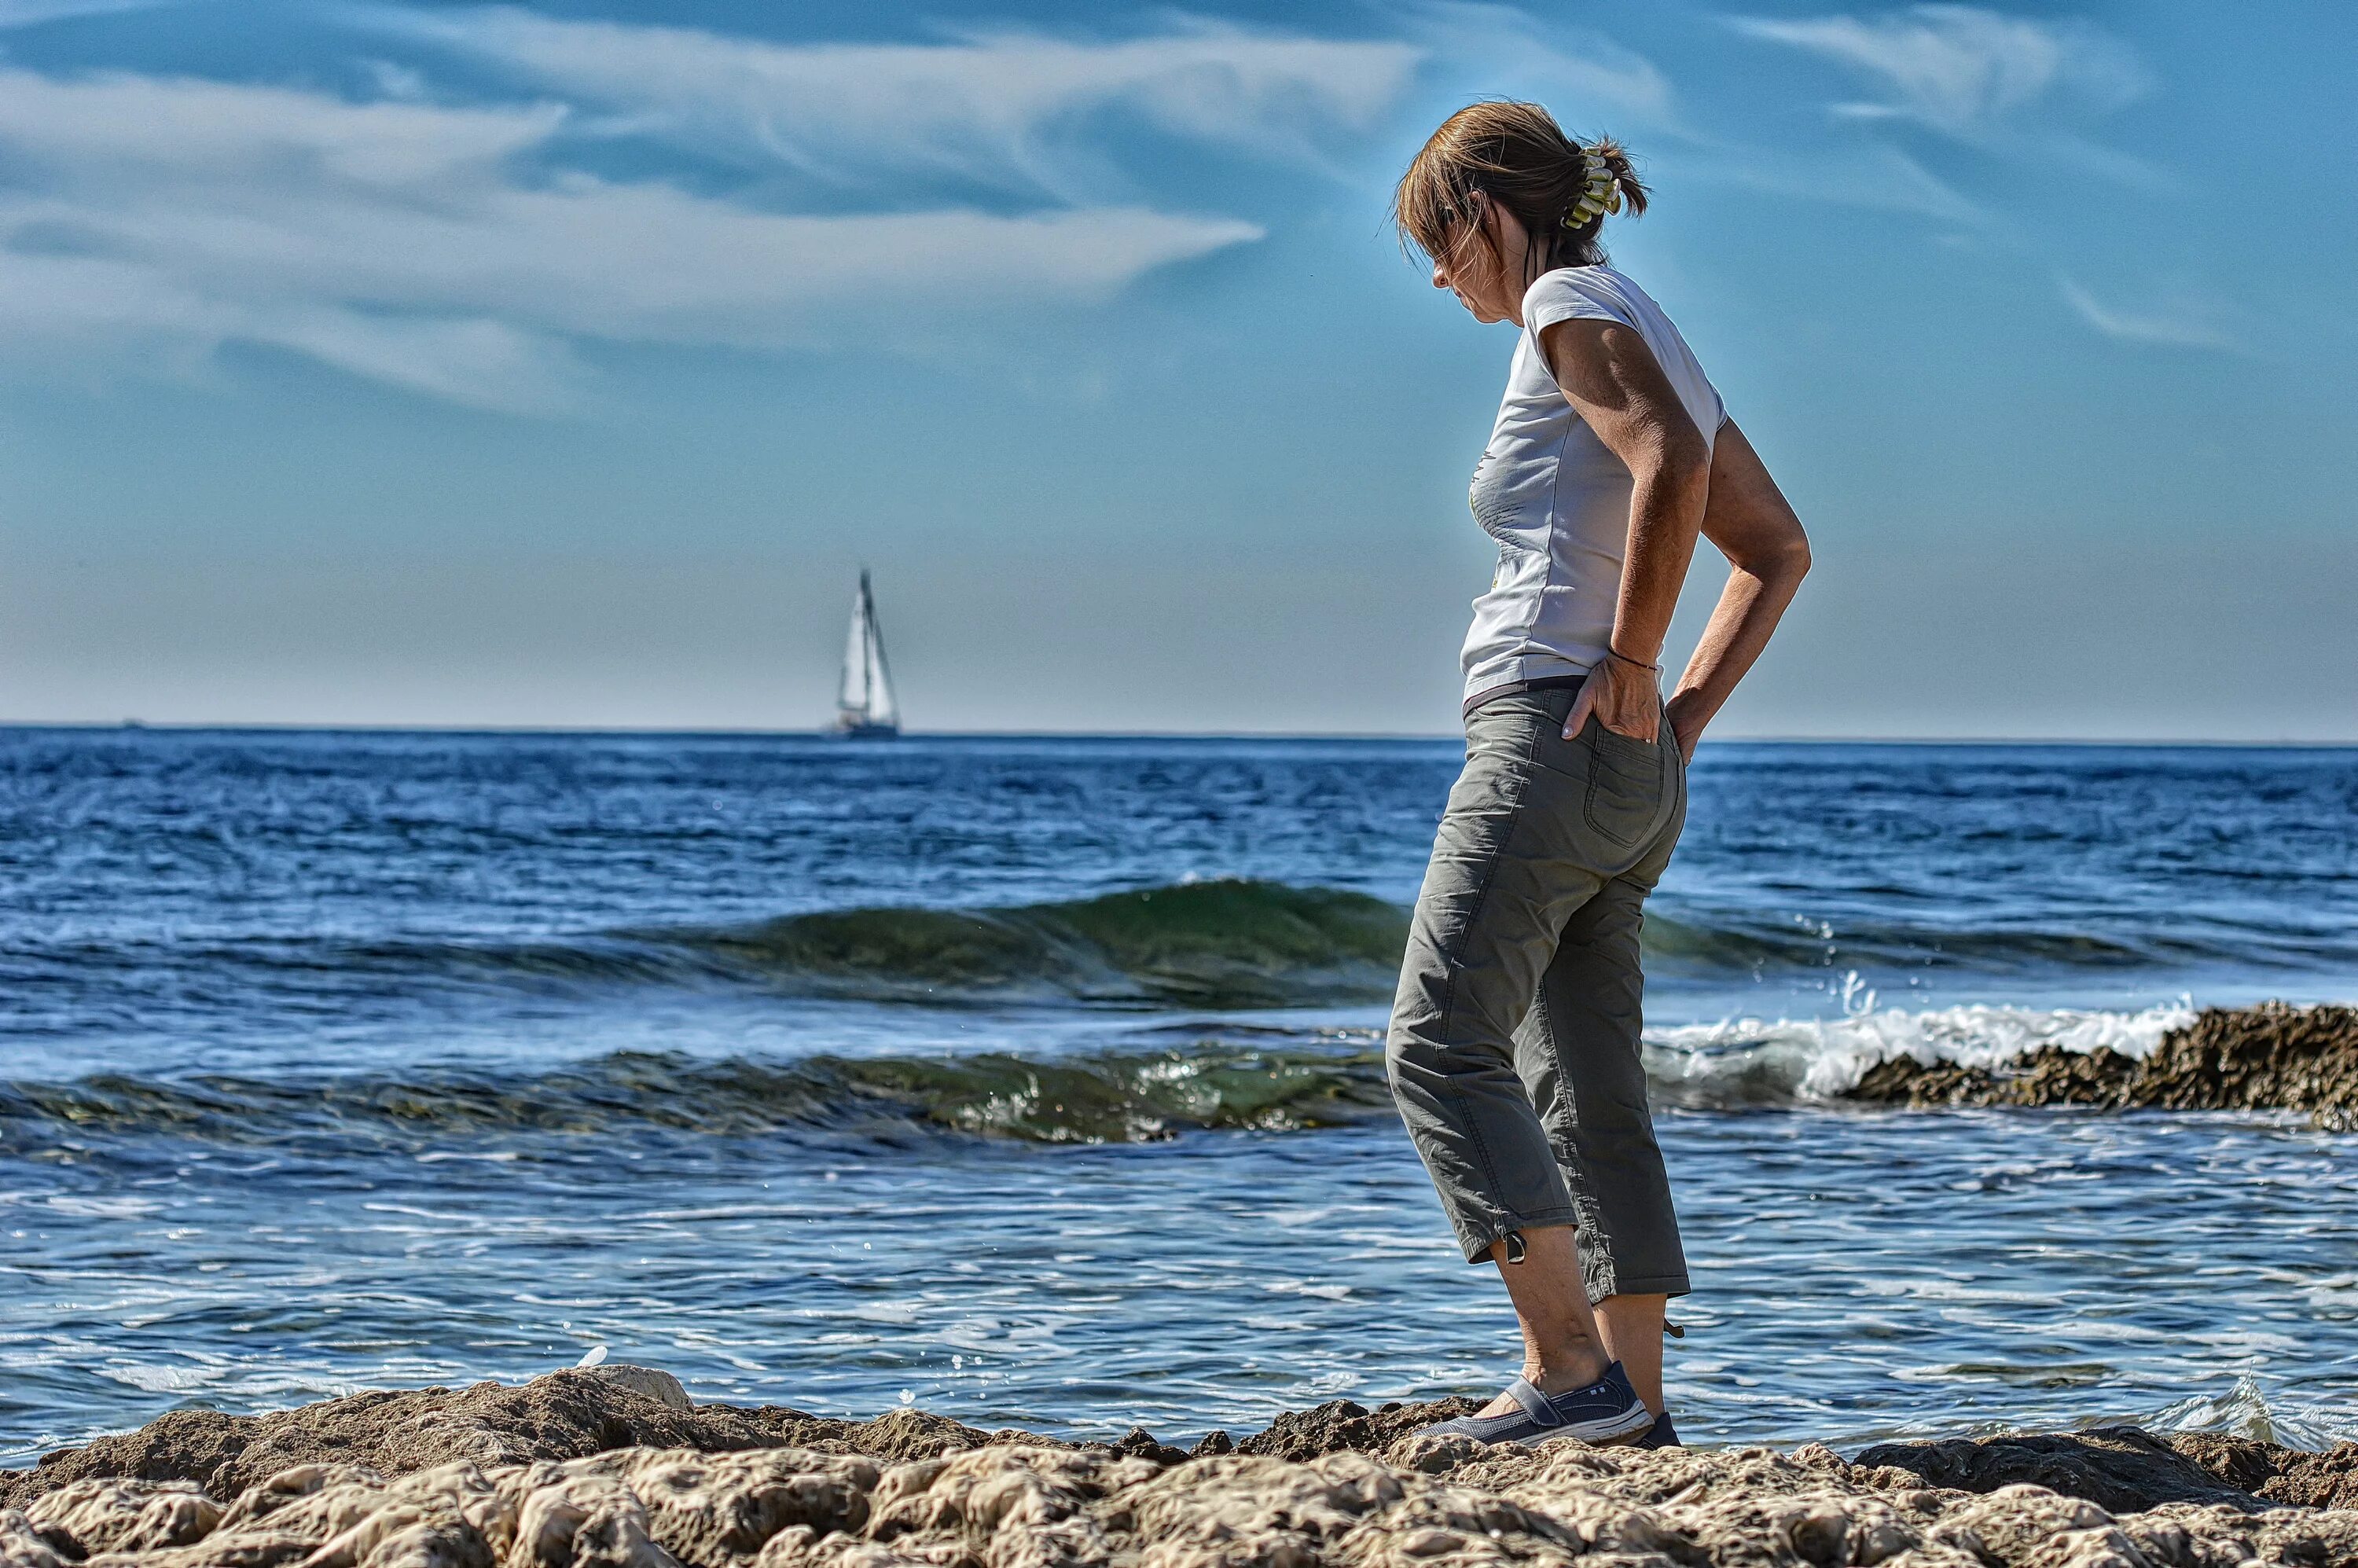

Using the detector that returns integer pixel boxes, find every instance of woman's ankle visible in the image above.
[1526,1346,1610,1394]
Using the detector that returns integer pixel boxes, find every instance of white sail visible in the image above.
[861,590,898,727]
[834,571,898,733]
[837,585,872,715]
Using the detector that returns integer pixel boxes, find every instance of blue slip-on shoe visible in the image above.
[1416,1363,1655,1446]
[1631,1412,1680,1449]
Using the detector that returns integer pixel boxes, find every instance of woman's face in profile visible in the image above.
[1431,198,1524,326]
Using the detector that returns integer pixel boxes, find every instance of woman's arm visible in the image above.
[1664,419,1810,761]
[1536,318,1712,745]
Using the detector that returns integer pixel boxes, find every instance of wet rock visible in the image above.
[1107,1430,1192,1469]
[1844,1004,2358,1126]
[2169,1438,2358,1513]
[1849,1047,2143,1111]
[1233,1400,1483,1462]
[1853,1430,2272,1515]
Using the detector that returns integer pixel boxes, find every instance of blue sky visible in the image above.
[0,0,2350,737]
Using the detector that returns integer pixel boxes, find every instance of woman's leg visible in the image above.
[1595,1294,1669,1416]
[1478,1225,1609,1405]
[1386,699,1608,1275]
[1514,802,1691,1416]
[1388,692,1678,1432]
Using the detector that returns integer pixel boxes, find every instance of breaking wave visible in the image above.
[0,1041,1397,1148]
[25,879,2297,1016]
[643,879,1405,1008]
[160,880,1411,1011]
[1642,1000,2195,1105]
[1,1002,2214,1148]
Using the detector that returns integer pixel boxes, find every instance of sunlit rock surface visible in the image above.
[6,1372,2358,1568]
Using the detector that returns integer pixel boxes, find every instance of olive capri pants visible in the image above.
[1385,685,1690,1302]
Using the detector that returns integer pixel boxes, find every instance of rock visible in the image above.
[0,1511,71,1568]
[1854,1429,2275,1515]
[1107,1429,1192,1469]
[21,1477,222,1556]
[0,1374,785,1512]
[9,1374,2358,1568]
[583,1369,694,1413]
[2169,1437,2358,1513]
[1232,1399,1482,1462]
[1849,1046,2145,1110]
[1844,1004,2358,1126]
[550,1448,879,1566]
[752,1408,1019,1466]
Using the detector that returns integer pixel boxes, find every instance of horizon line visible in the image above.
[3,720,2354,749]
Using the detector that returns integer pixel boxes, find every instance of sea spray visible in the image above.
[1644,999,2197,1103]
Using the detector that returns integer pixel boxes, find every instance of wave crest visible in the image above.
[1,1041,1395,1148]
[667,879,1406,1008]
[1644,1001,2195,1104]
[13,882,2278,1014]
[1,1003,2226,1148]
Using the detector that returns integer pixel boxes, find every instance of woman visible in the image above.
[1386,101,1811,1449]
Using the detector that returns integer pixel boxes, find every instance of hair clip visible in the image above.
[1563,149,1623,228]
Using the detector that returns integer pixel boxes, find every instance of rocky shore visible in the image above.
[1846,1004,2358,1126]
[8,1369,2358,1568]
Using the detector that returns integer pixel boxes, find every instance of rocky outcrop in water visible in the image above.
[1846,1004,2358,1126]
[9,1371,2358,1568]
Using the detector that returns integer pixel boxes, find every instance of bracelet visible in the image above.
[1606,648,1661,672]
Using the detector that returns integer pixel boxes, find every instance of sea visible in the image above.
[3,728,2356,1466]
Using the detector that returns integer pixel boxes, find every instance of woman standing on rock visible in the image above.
[1385,102,1811,1449]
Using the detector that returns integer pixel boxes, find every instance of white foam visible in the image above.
[1643,996,2196,1103]
[2145,1373,2358,1452]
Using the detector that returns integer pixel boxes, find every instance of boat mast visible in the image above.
[858,570,876,722]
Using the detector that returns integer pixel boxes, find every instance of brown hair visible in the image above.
[1393,101,1647,285]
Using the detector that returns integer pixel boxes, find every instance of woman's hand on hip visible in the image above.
[1564,655,1660,744]
[1665,688,1708,764]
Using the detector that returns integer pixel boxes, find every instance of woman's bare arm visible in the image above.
[1665,419,1810,760]
[1535,318,1712,745]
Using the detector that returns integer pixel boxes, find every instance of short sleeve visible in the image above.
[1522,270,1632,339]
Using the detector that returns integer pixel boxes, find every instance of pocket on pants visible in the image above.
[1581,722,1666,849]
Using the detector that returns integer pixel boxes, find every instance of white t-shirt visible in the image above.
[1460,266,1726,710]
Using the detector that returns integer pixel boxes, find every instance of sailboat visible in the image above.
[832,569,900,737]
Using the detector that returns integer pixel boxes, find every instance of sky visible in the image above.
[0,0,2351,739]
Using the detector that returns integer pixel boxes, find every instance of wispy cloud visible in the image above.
[0,0,171,26]
[1407,5,1981,225]
[1686,141,1985,226]
[0,68,1262,410]
[2057,276,2240,352]
[1399,3,1678,132]
[360,7,1422,196]
[0,12,1426,406]
[1730,5,2150,139]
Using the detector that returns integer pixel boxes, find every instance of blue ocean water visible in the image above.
[2,729,2355,1463]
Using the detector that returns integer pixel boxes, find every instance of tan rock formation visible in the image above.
[6,1372,2358,1568]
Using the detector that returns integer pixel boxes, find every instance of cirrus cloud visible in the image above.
[358,7,1423,197]
[1729,5,2151,139]
[0,22,1383,409]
